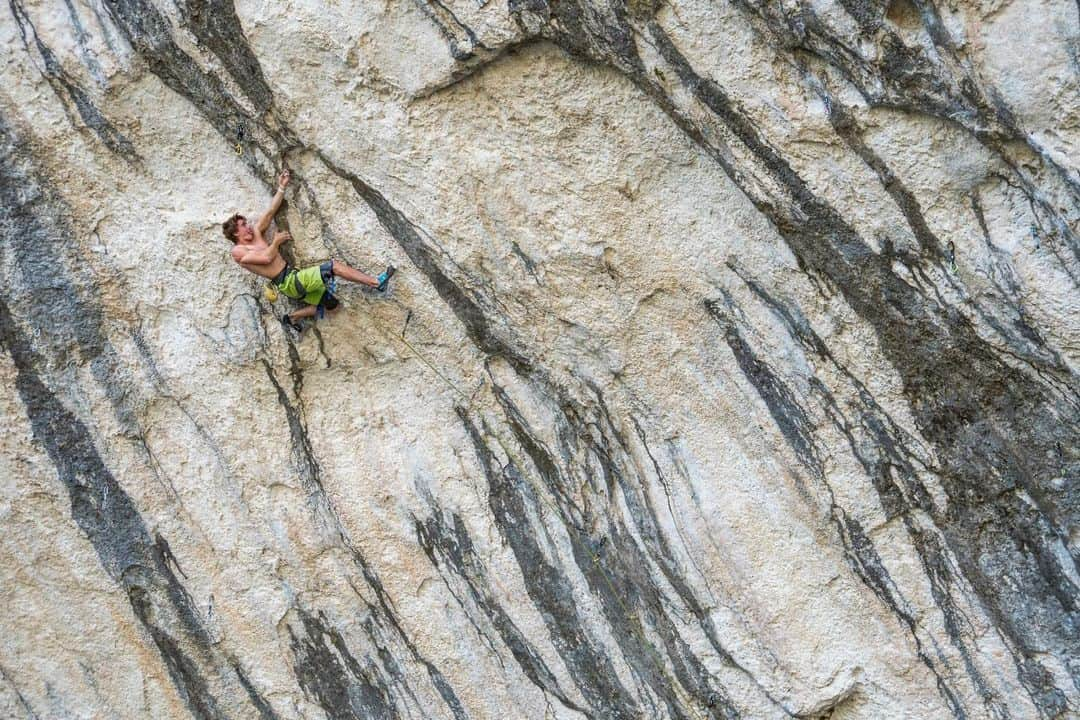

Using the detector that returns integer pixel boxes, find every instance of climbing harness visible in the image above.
[266,262,339,319]
[316,272,337,320]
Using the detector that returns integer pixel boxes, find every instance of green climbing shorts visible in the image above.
[274,261,334,306]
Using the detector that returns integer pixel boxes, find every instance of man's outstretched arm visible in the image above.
[255,169,291,234]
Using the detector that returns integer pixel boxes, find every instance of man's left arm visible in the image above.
[255,168,291,234]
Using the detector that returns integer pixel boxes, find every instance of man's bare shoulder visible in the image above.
[230,245,247,263]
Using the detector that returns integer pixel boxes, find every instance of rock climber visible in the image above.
[222,168,395,334]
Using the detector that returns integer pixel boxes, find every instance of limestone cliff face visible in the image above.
[1,0,1077,718]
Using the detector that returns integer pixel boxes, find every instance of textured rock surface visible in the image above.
[1,0,1078,717]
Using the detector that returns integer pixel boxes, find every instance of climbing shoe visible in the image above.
[376,265,396,293]
[280,313,304,336]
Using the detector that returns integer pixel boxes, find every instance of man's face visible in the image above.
[235,216,254,242]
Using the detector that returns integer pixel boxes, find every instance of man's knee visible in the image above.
[320,292,342,316]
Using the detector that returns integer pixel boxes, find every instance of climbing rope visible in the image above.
[370,305,472,403]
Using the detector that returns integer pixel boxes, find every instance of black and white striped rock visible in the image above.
[0,1,1076,718]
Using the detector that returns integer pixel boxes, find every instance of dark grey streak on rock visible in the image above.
[418,0,489,61]
[102,0,288,182]
[0,114,278,720]
[260,357,469,720]
[179,0,275,114]
[456,407,648,719]
[504,5,1079,712]
[479,375,785,718]
[415,505,587,715]
[288,609,399,720]
[706,290,978,719]
[9,0,140,164]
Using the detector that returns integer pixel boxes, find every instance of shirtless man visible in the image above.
[223,168,394,333]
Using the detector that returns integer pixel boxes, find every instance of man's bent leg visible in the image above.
[281,304,316,335]
[287,305,318,321]
[330,259,379,287]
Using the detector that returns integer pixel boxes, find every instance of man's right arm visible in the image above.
[232,231,290,265]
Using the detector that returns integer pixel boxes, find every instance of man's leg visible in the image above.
[280,304,316,335]
[286,305,318,321]
[318,292,342,319]
[330,259,379,287]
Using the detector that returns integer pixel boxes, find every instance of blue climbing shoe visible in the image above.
[376,265,396,293]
